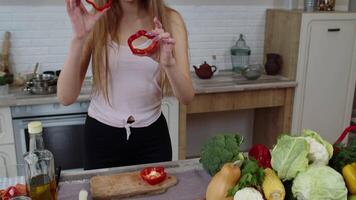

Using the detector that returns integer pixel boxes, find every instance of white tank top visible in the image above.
[88,41,162,138]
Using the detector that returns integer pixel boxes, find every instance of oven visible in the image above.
[12,101,90,172]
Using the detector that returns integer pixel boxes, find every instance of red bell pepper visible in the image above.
[85,0,112,12]
[140,166,167,185]
[2,186,18,200]
[128,30,159,56]
[248,144,272,168]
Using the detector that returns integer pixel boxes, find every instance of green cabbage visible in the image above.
[292,165,347,200]
[271,135,309,181]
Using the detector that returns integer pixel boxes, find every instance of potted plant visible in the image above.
[0,71,9,95]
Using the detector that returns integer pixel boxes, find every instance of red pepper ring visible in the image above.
[128,30,159,55]
[2,186,19,200]
[85,0,112,12]
[140,166,167,185]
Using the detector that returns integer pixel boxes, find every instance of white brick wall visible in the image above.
[0,4,269,74]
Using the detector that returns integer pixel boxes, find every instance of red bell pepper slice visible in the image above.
[248,144,272,169]
[85,0,112,12]
[140,166,167,185]
[2,186,19,200]
[128,30,159,56]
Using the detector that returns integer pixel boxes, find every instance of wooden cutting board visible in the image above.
[90,171,178,200]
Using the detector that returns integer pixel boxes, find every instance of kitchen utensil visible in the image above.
[241,64,264,80]
[24,73,57,95]
[1,32,10,73]
[265,53,282,75]
[90,171,178,199]
[33,63,39,75]
[43,71,55,76]
[193,61,217,79]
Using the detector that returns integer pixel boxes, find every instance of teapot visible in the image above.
[193,61,217,79]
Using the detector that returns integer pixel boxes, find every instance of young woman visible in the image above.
[58,0,194,170]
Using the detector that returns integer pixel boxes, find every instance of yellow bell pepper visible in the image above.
[262,168,285,200]
[343,163,356,195]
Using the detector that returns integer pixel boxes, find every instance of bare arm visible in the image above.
[57,0,107,105]
[153,12,195,105]
[57,37,91,105]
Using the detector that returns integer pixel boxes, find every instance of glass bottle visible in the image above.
[231,34,251,73]
[23,121,57,200]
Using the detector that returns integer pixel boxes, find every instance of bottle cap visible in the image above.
[28,121,43,134]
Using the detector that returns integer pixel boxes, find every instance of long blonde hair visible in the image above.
[90,0,173,102]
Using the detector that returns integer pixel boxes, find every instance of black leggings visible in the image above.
[83,114,172,170]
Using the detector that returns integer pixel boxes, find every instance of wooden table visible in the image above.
[178,72,297,159]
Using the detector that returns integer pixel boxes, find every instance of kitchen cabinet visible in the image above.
[265,10,356,143]
[179,74,297,159]
[0,144,17,177]
[0,107,14,145]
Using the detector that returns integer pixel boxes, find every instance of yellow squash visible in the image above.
[343,163,356,195]
[262,168,285,200]
[206,162,241,200]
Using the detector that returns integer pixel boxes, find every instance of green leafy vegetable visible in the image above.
[199,134,244,176]
[0,72,6,86]
[292,165,348,200]
[330,140,356,172]
[302,129,333,159]
[228,159,265,196]
[271,135,309,181]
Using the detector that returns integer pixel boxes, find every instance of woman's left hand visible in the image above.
[149,17,176,67]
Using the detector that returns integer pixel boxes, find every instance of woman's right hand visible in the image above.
[65,0,109,40]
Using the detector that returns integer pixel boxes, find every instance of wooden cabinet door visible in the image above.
[300,20,356,142]
[0,144,17,177]
[0,107,14,145]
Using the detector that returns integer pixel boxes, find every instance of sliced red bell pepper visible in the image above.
[85,0,112,12]
[128,30,159,56]
[2,186,19,200]
[248,144,271,169]
[140,166,167,185]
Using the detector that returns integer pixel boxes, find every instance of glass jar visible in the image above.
[304,0,317,12]
[231,34,251,73]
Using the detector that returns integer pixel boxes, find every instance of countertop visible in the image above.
[58,158,210,200]
[0,71,297,107]
[192,70,297,94]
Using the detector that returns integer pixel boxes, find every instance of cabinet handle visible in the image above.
[328,28,341,32]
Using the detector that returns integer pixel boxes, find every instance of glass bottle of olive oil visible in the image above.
[23,121,57,200]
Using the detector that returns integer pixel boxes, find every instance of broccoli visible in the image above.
[199,134,244,176]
